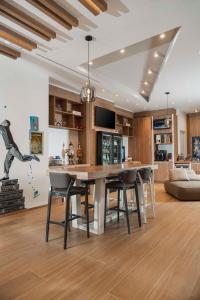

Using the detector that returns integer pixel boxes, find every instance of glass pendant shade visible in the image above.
[165,91,171,127]
[80,81,96,103]
[80,35,96,103]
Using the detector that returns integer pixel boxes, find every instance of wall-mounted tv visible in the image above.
[95,106,115,129]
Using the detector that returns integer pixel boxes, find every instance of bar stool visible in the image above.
[137,168,156,223]
[46,173,90,249]
[104,169,141,234]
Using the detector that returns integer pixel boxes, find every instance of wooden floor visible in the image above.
[1,183,200,300]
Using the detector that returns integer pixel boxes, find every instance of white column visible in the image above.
[93,178,105,235]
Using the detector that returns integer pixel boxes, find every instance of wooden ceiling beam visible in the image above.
[0,50,17,59]
[0,0,56,41]
[0,23,37,51]
[0,42,21,59]
[79,0,107,16]
[92,0,107,12]
[27,0,78,29]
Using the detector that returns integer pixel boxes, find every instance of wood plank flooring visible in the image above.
[0,184,200,300]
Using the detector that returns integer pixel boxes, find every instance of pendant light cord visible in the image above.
[88,39,90,83]
[167,93,168,116]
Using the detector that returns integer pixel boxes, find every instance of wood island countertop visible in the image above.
[48,162,157,180]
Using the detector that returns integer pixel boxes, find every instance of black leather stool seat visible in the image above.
[51,186,87,196]
[106,181,136,190]
[81,179,95,185]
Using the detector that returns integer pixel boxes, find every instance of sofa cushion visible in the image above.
[186,169,200,181]
[164,180,200,201]
[169,168,189,182]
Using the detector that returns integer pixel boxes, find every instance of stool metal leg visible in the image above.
[104,187,108,229]
[85,191,90,238]
[141,183,147,224]
[45,189,52,242]
[149,178,156,217]
[117,189,120,223]
[135,183,142,227]
[123,187,130,234]
[64,195,70,249]
[92,183,96,204]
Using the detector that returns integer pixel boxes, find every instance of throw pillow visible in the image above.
[169,168,189,181]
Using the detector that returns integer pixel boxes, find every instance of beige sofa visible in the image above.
[164,169,200,201]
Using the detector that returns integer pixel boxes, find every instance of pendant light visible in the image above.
[165,91,171,128]
[80,35,96,103]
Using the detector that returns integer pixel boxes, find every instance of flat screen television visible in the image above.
[95,106,115,129]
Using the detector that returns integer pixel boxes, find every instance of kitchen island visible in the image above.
[49,162,157,234]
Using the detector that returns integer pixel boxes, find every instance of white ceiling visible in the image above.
[1,0,200,113]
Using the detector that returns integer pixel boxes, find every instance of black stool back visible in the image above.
[137,168,152,183]
[119,169,137,185]
[49,173,73,190]
[46,172,90,249]
[104,169,141,234]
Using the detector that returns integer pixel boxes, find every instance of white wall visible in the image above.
[48,127,69,157]
[0,56,49,208]
[176,110,187,157]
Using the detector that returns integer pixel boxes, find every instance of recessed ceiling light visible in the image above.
[154,51,159,58]
[120,49,125,54]
[160,33,165,39]
[195,108,198,113]
[144,81,148,86]
[148,69,152,75]
[89,61,93,65]
[141,90,145,94]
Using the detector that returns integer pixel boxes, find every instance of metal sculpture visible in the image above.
[0,120,40,181]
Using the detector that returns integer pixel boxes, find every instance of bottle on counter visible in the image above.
[76,143,83,164]
[61,143,66,164]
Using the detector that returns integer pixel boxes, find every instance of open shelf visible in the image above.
[116,115,133,137]
[49,125,82,131]
[55,110,83,118]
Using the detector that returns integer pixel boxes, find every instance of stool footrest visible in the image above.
[81,201,94,209]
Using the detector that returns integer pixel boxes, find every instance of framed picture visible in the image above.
[30,131,43,155]
[192,136,200,159]
[30,116,39,131]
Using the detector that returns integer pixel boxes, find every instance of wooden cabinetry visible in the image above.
[49,86,86,163]
[49,95,85,131]
[154,161,173,182]
[187,112,200,156]
[116,114,134,136]
[153,116,174,161]
[130,109,178,166]
[129,116,153,164]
